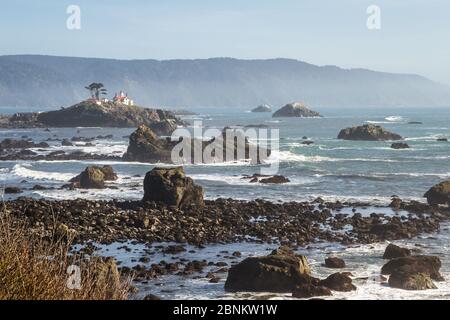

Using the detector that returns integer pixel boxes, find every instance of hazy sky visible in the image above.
[2,0,450,85]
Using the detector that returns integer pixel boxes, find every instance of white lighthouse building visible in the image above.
[113,91,134,106]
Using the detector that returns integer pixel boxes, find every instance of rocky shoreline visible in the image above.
[3,195,448,246]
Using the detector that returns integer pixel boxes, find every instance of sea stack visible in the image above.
[272,102,321,118]
[251,104,272,113]
[338,124,402,141]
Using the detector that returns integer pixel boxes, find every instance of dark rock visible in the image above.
[381,256,443,281]
[251,104,272,113]
[302,140,314,145]
[31,184,48,190]
[259,175,290,184]
[319,273,356,292]
[70,165,118,189]
[408,121,423,125]
[324,257,346,269]
[4,186,22,194]
[0,138,48,149]
[292,284,332,299]
[424,181,450,205]
[61,139,73,146]
[388,269,436,290]
[124,125,270,164]
[437,137,448,142]
[273,102,321,118]
[224,247,311,292]
[383,244,411,259]
[338,124,402,141]
[143,167,204,208]
[242,174,290,184]
[391,142,410,149]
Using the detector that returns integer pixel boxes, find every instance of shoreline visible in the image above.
[3,196,448,246]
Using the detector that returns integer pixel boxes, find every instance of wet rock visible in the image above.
[242,174,290,184]
[273,102,321,118]
[124,125,270,164]
[31,184,48,190]
[324,257,346,269]
[319,273,356,292]
[391,142,410,149]
[292,284,332,299]
[4,186,22,194]
[424,181,450,205]
[0,138,48,149]
[70,165,118,189]
[383,244,411,259]
[381,256,443,281]
[61,139,73,146]
[143,167,204,208]
[224,246,311,292]
[122,125,173,163]
[388,270,437,290]
[302,140,314,145]
[437,137,448,142]
[338,124,402,141]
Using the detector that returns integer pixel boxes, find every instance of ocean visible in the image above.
[1,105,450,299]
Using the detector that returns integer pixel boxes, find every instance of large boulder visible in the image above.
[143,167,204,208]
[338,124,402,141]
[383,244,411,260]
[70,165,118,189]
[123,125,174,163]
[388,270,437,290]
[381,256,443,281]
[0,138,49,149]
[251,104,272,113]
[318,273,356,292]
[273,102,321,118]
[424,181,450,205]
[391,142,410,149]
[123,125,271,164]
[324,257,346,269]
[224,247,311,292]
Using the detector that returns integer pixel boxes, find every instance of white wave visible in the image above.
[385,115,406,122]
[8,164,75,182]
[268,151,401,163]
[404,134,443,141]
[191,173,316,186]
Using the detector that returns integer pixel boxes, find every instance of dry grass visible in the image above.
[0,206,131,300]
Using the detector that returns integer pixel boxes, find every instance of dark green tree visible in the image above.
[85,83,107,100]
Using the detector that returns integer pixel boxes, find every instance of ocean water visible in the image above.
[1,106,449,204]
[1,105,450,299]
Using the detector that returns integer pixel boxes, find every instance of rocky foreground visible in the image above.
[3,166,450,246]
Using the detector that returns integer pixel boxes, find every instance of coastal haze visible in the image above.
[1,55,450,108]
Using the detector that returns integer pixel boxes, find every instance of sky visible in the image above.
[1,0,450,85]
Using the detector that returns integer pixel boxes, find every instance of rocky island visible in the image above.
[0,101,184,136]
[272,102,322,118]
[338,124,402,141]
[251,104,272,112]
